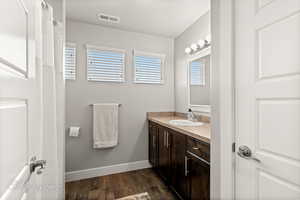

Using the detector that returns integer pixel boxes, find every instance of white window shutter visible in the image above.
[86,45,125,82]
[134,50,165,84]
[190,60,205,85]
[64,43,76,80]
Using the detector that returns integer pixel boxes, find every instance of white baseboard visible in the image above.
[65,160,151,182]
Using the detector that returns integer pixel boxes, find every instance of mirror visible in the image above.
[188,50,211,113]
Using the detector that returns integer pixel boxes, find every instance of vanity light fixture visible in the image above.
[185,35,211,55]
[185,47,192,54]
[191,43,199,51]
[197,39,206,49]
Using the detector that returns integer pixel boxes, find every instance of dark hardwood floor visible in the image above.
[65,168,177,200]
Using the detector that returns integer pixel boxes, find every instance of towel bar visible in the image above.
[89,103,121,107]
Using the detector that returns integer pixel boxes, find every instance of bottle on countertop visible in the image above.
[187,108,193,121]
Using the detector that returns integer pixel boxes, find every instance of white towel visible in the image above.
[93,103,119,149]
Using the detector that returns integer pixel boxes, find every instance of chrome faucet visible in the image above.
[187,108,197,121]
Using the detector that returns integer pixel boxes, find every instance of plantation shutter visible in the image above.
[64,43,76,80]
[190,60,205,85]
[134,50,165,84]
[86,45,125,82]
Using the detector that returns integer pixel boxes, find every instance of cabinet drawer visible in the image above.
[187,137,210,162]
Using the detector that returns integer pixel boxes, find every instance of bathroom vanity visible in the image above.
[148,112,210,200]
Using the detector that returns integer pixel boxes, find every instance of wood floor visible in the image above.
[65,168,177,200]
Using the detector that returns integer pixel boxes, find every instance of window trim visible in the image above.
[133,49,166,84]
[85,44,126,83]
[64,42,77,80]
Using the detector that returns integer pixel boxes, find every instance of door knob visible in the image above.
[237,145,261,163]
[30,157,46,175]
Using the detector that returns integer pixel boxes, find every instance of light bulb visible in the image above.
[191,43,199,51]
[185,47,192,54]
[197,40,206,48]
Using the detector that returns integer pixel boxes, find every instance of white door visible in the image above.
[235,0,300,199]
[0,0,45,200]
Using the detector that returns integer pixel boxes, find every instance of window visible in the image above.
[190,60,205,85]
[133,50,165,84]
[86,45,125,82]
[64,43,76,80]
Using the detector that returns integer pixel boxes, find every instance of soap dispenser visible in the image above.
[187,108,193,121]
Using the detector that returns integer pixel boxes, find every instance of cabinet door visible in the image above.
[158,126,171,182]
[149,122,158,167]
[187,152,210,200]
[170,131,187,199]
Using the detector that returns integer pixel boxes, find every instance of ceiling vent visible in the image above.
[97,13,120,24]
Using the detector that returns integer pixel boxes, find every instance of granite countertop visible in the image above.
[147,112,210,144]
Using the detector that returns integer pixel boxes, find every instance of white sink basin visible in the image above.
[169,120,204,127]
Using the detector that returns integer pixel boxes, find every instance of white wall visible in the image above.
[65,20,174,172]
[47,0,63,22]
[174,12,211,113]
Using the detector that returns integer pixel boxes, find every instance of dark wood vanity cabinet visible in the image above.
[170,130,187,199]
[186,137,210,200]
[186,151,210,200]
[148,122,158,167]
[148,121,210,200]
[157,126,171,182]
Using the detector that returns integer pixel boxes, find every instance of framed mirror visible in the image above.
[187,47,211,114]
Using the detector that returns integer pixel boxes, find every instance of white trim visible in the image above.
[85,44,126,54]
[133,49,166,58]
[61,1,66,199]
[132,49,166,84]
[66,42,76,47]
[211,0,235,199]
[188,46,211,62]
[190,104,211,115]
[65,160,151,182]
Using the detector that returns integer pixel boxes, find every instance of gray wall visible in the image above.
[65,20,174,172]
[175,12,211,113]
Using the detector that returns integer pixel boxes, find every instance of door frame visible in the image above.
[210,0,235,199]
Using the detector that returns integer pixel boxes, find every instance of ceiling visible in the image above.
[66,0,210,38]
